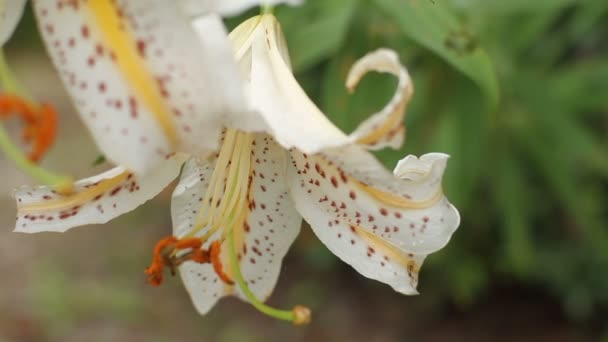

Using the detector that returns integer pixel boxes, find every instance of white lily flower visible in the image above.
[172,15,459,316]
[3,0,299,174]
[13,12,459,323]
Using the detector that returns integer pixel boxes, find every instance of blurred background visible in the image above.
[1,0,607,341]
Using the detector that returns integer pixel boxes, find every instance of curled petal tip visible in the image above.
[393,152,450,180]
[345,48,404,91]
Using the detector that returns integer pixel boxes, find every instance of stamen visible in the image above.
[209,241,234,285]
[0,95,72,193]
[0,94,58,162]
[144,236,236,287]
[0,50,71,191]
[165,129,309,323]
[184,130,253,243]
[145,236,178,287]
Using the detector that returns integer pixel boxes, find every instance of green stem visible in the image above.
[227,229,295,322]
[261,5,275,14]
[0,50,29,100]
[0,124,72,190]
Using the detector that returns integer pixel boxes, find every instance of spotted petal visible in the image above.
[32,0,243,174]
[290,205,426,295]
[346,49,413,150]
[173,135,301,314]
[1,0,26,46]
[179,0,303,17]
[171,158,225,313]
[288,145,460,256]
[15,155,186,233]
[288,147,458,293]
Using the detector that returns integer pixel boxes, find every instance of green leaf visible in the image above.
[450,0,577,14]
[277,0,358,72]
[373,0,499,107]
[495,154,534,275]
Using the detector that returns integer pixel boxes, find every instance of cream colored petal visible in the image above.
[14,154,186,233]
[172,158,224,314]
[124,4,247,159]
[287,145,460,256]
[1,0,26,46]
[286,190,426,294]
[229,14,353,154]
[179,0,303,17]
[347,49,413,150]
[32,1,242,174]
[173,135,301,314]
[32,1,171,173]
[232,134,302,302]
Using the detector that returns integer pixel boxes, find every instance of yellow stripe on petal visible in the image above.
[85,0,177,145]
[351,223,420,274]
[354,101,406,146]
[18,171,130,214]
[353,179,444,210]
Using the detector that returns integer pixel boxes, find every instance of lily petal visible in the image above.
[231,14,353,154]
[232,135,302,302]
[179,0,303,17]
[173,135,302,314]
[123,2,246,159]
[32,0,242,173]
[172,158,224,314]
[1,0,26,46]
[15,154,186,233]
[347,49,413,150]
[290,201,426,294]
[288,145,460,256]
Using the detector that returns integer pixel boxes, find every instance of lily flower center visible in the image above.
[145,128,311,324]
[145,128,254,285]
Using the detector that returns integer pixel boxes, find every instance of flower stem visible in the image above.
[261,5,275,14]
[227,229,309,324]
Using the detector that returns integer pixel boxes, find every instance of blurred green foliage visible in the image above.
[263,0,608,321]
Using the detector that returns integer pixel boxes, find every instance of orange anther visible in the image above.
[0,94,59,162]
[144,236,178,287]
[210,241,234,285]
[145,236,225,287]
[190,248,211,264]
[29,104,58,162]
[173,237,203,250]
